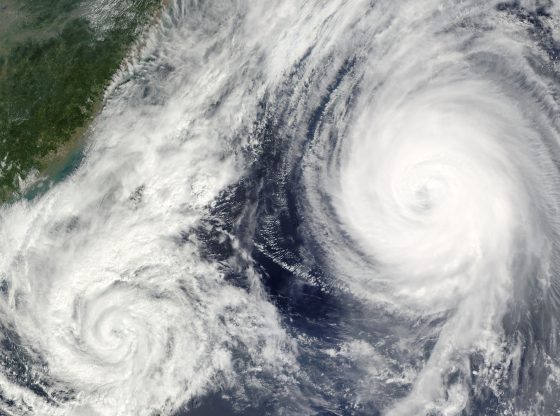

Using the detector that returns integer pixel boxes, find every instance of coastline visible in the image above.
[0,0,165,203]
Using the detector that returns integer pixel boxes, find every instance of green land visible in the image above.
[0,0,161,201]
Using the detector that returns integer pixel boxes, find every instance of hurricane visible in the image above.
[1,0,560,415]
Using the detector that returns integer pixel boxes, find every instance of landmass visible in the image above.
[0,0,162,201]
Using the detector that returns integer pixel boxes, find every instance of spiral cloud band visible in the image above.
[1,0,560,415]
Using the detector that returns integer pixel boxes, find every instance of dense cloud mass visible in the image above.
[1,0,560,415]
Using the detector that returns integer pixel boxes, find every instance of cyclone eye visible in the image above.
[413,180,441,211]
